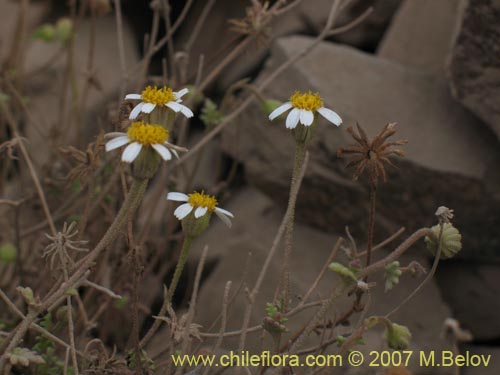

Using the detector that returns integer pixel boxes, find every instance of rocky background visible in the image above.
[1,0,500,374]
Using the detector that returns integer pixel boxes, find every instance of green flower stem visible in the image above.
[0,178,148,371]
[281,140,307,310]
[140,234,194,348]
[166,235,194,303]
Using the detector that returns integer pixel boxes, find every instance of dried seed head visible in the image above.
[435,206,454,224]
[337,122,408,185]
[60,133,104,188]
[229,0,272,45]
[442,318,473,342]
[425,223,462,259]
[43,222,88,270]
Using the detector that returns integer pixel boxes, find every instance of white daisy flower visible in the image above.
[167,191,234,228]
[105,121,187,163]
[269,90,342,129]
[125,85,193,120]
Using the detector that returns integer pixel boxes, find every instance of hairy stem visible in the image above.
[140,235,194,348]
[280,141,306,310]
[366,182,377,267]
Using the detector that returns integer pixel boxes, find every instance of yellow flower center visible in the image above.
[127,121,169,145]
[188,191,218,212]
[141,85,176,105]
[290,91,324,111]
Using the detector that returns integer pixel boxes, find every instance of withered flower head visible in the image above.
[43,222,88,271]
[337,122,408,185]
[435,206,454,224]
[229,0,272,45]
[59,133,104,188]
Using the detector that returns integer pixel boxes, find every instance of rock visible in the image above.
[193,187,454,374]
[0,0,48,63]
[222,35,500,261]
[174,0,400,91]
[332,0,402,51]
[22,14,139,163]
[461,345,500,375]
[448,0,500,140]
[377,0,464,74]
[435,262,500,341]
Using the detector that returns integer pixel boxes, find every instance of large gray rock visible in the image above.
[332,0,402,51]
[377,0,464,74]
[0,0,48,62]
[23,15,140,163]
[175,0,400,91]
[222,35,500,261]
[194,188,454,374]
[462,345,500,375]
[436,262,500,341]
[448,0,500,140]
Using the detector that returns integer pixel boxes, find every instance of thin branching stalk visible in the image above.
[202,281,232,375]
[366,181,377,267]
[0,178,148,371]
[0,288,86,358]
[360,228,432,278]
[175,245,209,375]
[129,247,144,375]
[114,0,128,99]
[385,223,444,318]
[0,102,57,235]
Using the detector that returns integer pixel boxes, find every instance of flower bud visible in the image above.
[385,261,402,291]
[425,223,462,259]
[17,287,38,307]
[385,323,412,350]
[131,146,162,179]
[55,18,74,43]
[181,211,212,237]
[33,24,56,42]
[0,243,17,263]
[329,262,358,282]
[293,121,317,145]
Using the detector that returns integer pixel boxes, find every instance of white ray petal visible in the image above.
[125,93,142,100]
[141,102,156,114]
[215,207,234,218]
[300,110,314,126]
[104,132,127,139]
[269,102,292,120]
[174,88,189,100]
[121,142,142,163]
[174,203,193,220]
[152,144,172,161]
[214,209,232,228]
[166,101,182,112]
[129,102,144,119]
[194,206,208,218]
[286,108,300,129]
[178,104,194,118]
[105,136,130,151]
[167,192,189,202]
[317,107,342,126]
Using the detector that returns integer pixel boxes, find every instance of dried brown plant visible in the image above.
[337,122,408,185]
[229,0,272,45]
[59,132,105,188]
